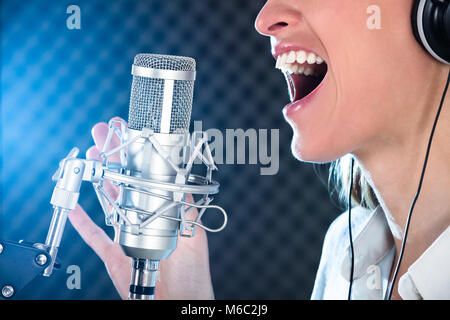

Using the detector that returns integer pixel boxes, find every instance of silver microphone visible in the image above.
[41,53,226,300]
[120,54,196,299]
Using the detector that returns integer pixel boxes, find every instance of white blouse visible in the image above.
[311,205,450,300]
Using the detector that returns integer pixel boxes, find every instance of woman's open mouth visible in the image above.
[275,49,328,103]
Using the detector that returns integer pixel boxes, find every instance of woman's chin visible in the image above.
[290,134,342,164]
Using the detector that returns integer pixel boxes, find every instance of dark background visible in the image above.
[0,0,341,299]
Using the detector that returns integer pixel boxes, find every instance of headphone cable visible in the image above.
[347,157,355,300]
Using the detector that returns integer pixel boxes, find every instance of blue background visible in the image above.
[1,0,341,299]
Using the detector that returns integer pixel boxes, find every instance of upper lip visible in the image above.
[272,41,327,64]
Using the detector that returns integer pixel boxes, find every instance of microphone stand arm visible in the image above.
[0,147,102,299]
[43,147,104,276]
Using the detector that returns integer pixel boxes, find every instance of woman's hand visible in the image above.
[68,117,214,299]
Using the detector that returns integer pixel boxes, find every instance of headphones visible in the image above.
[412,0,450,64]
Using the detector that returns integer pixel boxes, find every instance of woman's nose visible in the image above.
[255,0,301,37]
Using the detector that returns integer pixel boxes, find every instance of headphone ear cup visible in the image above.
[412,0,450,65]
[444,4,450,40]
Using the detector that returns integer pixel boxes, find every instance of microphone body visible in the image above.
[119,130,189,261]
[118,53,196,299]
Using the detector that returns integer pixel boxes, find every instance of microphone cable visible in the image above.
[386,69,450,299]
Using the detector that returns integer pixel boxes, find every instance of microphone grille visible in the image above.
[128,54,196,133]
[134,53,196,72]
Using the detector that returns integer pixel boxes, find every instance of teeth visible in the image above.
[307,52,317,64]
[304,67,314,76]
[275,55,282,68]
[275,49,325,76]
[296,51,307,64]
[279,53,288,72]
[291,64,299,73]
[286,51,297,63]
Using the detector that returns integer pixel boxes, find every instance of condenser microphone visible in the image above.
[21,53,225,300]
[119,54,196,300]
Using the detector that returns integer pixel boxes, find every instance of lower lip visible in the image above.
[283,72,328,118]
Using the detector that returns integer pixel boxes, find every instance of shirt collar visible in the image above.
[341,205,395,280]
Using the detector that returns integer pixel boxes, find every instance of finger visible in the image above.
[68,204,113,263]
[102,180,119,201]
[110,116,127,125]
[91,123,121,162]
[87,146,119,199]
[185,193,195,204]
[102,242,132,299]
[91,122,125,163]
[86,145,101,160]
[69,206,132,300]
[95,179,119,202]
[98,116,127,147]
[184,193,199,220]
